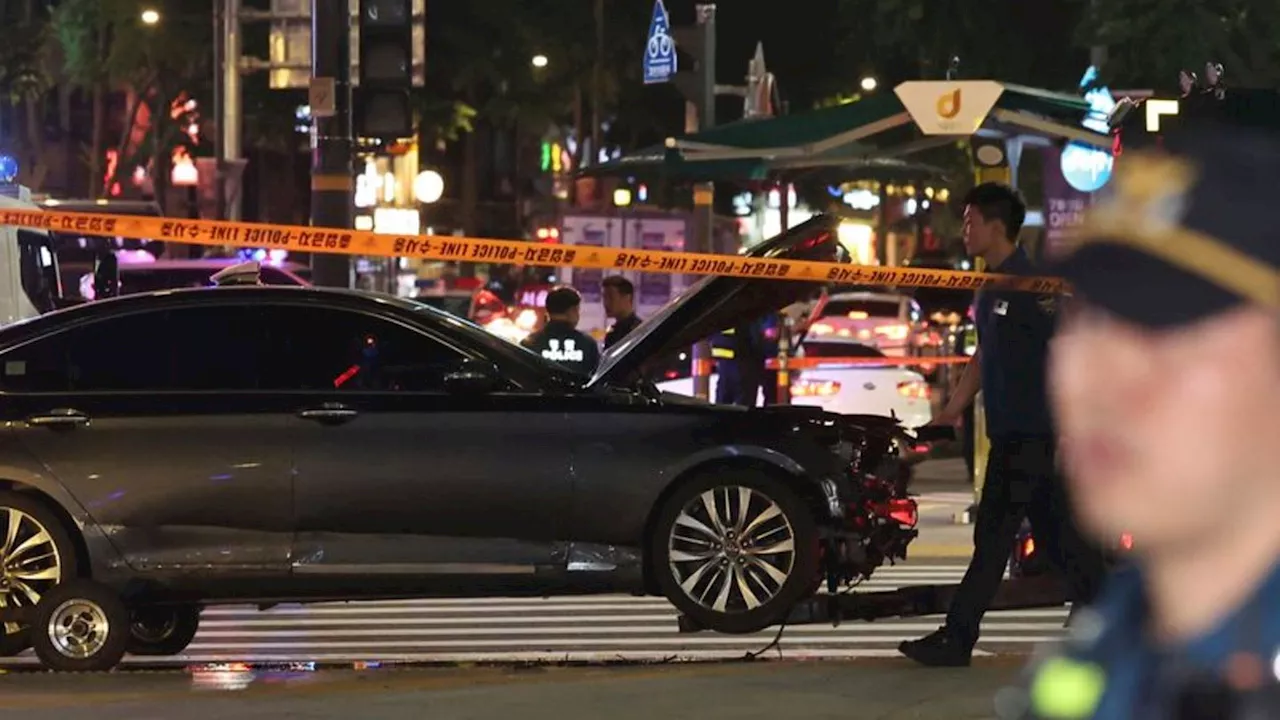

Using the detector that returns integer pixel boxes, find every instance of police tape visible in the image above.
[1,209,1068,293]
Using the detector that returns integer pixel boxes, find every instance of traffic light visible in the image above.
[671,7,715,126]
[356,0,413,139]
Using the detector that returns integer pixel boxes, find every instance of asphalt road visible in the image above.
[0,562,1066,668]
[0,659,1029,720]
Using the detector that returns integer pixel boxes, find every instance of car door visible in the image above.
[260,303,572,580]
[0,303,294,572]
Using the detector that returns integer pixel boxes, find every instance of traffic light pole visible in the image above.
[688,4,716,401]
[309,0,353,288]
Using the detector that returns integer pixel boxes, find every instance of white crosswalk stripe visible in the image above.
[0,565,1067,666]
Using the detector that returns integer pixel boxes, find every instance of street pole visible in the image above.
[688,3,715,401]
[309,0,353,288]
[224,0,243,220]
[212,0,226,223]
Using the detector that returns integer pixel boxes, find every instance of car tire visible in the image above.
[127,605,201,656]
[0,491,79,658]
[650,467,821,635]
[31,579,130,672]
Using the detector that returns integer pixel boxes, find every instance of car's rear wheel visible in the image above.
[0,491,77,657]
[650,467,820,635]
[128,605,201,656]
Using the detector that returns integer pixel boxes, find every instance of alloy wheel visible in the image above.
[0,507,64,640]
[667,485,796,614]
[47,600,110,659]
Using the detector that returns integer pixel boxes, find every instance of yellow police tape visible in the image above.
[0,209,1067,293]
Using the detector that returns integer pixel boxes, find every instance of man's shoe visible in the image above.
[898,627,973,667]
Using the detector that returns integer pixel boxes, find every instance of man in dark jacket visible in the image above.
[602,275,642,350]
[521,286,600,376]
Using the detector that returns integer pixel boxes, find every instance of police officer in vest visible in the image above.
[997,121,1280,719]
[521,286,600,376]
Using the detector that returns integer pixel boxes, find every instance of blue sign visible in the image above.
[1060,65,1115,193]
[643,0,676,85]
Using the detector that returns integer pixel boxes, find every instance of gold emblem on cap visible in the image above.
[1083,150,1197,243]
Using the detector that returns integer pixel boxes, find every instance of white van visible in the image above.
[0,184,64,326]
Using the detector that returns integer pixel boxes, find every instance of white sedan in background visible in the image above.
[654,340,933,428]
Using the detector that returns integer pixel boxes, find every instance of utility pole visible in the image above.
[213,0,225,222]
[224,0,243,220]
[309,0,354,288]
[673,4,716,400]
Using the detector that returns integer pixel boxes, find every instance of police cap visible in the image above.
[1050,120,1280,328]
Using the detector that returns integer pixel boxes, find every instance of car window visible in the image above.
[821,299,902,318]
[261,306,467,392]
[120,268,213,293]
[0,306,266,392]
[799,341,885,358]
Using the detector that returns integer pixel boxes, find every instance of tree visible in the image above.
[1079,0,1280,89]
[53,0,212,204]
[0,0,55,188]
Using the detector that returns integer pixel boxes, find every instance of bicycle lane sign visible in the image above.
[643,0,676,84]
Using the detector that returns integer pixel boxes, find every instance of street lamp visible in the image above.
[531,54,549,69]
[140,8,160,25]
[860,76,877,92]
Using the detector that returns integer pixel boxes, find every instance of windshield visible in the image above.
[820,298,901,318]
[591,273,714,384]
[800,341,885,359]
[17,229,61,314]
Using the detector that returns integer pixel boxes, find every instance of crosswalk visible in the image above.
[0,564,1068,667]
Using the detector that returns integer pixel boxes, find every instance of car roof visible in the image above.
[0,286,409,345]
[117,259,310,271]
[825,292,907,303]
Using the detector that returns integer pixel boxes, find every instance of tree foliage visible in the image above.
[1079,0,1280,89]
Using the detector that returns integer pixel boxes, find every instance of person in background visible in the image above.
[521,286,600,376]
[997,122,1280,719]
[899,182,1107,667]
[602,275,641,350]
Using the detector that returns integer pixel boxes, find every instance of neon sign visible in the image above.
[1060,66,1115,193]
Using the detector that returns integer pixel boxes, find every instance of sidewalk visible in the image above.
[0,659,1023,719]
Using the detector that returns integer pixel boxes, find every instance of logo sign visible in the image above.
[1060,66,1116,193]
[894,81,1004,135]
[542,338,585,363]
[643,0,676,85]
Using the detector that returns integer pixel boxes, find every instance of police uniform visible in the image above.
[522,320,600,376]
[603,313,641,351]
[997,121,1280,719]
[903,244,1107,664]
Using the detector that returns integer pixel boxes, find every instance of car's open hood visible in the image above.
[588,214,844,389]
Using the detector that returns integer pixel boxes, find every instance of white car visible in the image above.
[788,341,933,428]
[653,341,933,428]
[803,291,922,356]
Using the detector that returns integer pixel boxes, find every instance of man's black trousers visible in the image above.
[945,435,1109,649]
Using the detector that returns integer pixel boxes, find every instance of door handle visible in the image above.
[26,408,91,429]
[297,404,358,425]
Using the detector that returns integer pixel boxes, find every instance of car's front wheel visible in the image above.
[128,605,201,656]
[0,491,77,657]
[650,467,820,634]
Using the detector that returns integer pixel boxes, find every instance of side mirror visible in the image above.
[443,359,501,395]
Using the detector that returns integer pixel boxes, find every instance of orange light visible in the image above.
[1023,536,1035,558]
[810,322,834,336]
[791,380,841,397]
[897,380,930,399]
[1120,533,1133,550]
[847,311,869,320]
[877,323,909,341]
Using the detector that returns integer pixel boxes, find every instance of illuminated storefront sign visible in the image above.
[1060,66,1115,193]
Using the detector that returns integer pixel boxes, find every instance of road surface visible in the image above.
[0,562,1066,668]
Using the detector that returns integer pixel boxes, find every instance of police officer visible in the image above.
[997,122,1280,719]
[900,182,1108,667]
[521,286,600,375]
[602,276,642,350]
